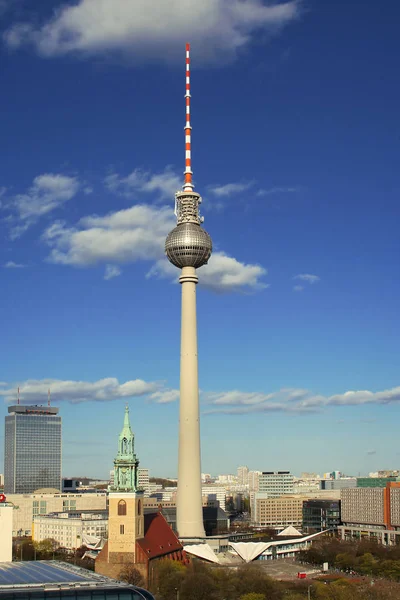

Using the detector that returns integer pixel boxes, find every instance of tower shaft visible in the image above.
[177,266,205,537]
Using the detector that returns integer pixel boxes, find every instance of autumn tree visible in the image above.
[119,564,145,587]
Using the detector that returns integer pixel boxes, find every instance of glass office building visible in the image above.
[4,405,61,494]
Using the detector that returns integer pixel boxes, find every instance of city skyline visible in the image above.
[1,0,399,478]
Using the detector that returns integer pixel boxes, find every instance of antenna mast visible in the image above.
[183,42,193,192]
[48,388,51,407]
[17,386,20,405]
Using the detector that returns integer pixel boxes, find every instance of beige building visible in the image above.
[0,504,13,561]
[341,488,385,525]
[6,491,107,536]
[33,511,108,549]
[253,495,303,529]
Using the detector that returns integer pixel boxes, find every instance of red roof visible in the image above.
[137,512,182,559]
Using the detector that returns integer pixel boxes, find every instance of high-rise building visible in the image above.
[252,495,303,529]
[248,470,262,492]
[4,405,61,494]
[237,466,249,485]
[138,468,150,497]
[165,43,212,539]
[258,471,294,497]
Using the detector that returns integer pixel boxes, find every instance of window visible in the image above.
[120,524,125,535]
[138,499,141,516]
[118,500,127,516]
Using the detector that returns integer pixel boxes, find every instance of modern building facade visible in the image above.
[252,495,303,530]
[4,405,61,494]
[258,472,294,497]
[302,499,341,532]
[237,466,249,485]
[320,478,356,490]
[164,43,212,539]
[201,485,227,510]
[339,482,400,545]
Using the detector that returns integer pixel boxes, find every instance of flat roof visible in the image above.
[7,405,59,415]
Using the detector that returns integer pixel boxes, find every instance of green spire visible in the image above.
[111,405,139,492]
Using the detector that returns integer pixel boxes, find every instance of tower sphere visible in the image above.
[165,222,212,269]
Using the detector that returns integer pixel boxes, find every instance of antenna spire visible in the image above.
[17,386,20,405]
[183,42,193,192]
[48,388,51,407]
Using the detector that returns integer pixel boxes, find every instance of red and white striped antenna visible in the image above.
[183,42,194,192]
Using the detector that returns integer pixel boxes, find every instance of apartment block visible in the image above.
[339,483,400,546]
[253,495,303,530]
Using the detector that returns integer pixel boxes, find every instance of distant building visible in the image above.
[62,478,80,493]
[202,485,226,510]
[258,471,294,497]
[33,510,108,549]
[320,478,356,490]
[6,491,107,537]
[357,477,400,487]
[303,499,341,532]
[339,482,400,545]
[252,495,303,530]
[0,473,4,487]
[201,473,212,483]
[138,468,150,497]
[248,471,262,492]
[4,405,61,494]
[237,466,249,485]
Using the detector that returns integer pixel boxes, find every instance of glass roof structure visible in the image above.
[0,561,154,599]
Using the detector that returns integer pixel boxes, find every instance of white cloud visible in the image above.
[43,204,174,266]
[43,198,267,292]
[0,377,161,404]
[149,389,180,404]
[4,0,300,64]
[4,173,80,238]
[208,181,254,197]
[4,260,25,268]
[293,285,303,292]
[204,385,400,415]
[104,264,122,280]
[294,273,320,284]
[149,252,267,292]
[256,186,299,196]
[105,167,181,201]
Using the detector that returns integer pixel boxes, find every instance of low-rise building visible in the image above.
[0,501,13,562]
[33,510,108,549]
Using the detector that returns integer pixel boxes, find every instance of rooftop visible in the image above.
[0,561,154,599]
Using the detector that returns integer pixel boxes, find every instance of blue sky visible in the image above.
[0,0,399,480]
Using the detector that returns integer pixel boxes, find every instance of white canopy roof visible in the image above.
[278,526,302,537]
[183,544,220,564]
[230,542,270,563]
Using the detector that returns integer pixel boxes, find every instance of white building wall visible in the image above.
[0,505,13,562]
[33,513,108,549]
[6,492,107,536]
[137,468,150,497]
[202,485,226,510]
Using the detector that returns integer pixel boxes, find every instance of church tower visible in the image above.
[107,405,144,565]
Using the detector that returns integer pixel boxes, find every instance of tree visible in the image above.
[239,594,266,600]
[119,564,145,587]
[151,560,186,600]
[33,538,58,559]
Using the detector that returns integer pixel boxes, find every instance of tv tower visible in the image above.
[165,43,212,538]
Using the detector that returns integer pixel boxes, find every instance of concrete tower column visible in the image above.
[177,266,205,538]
